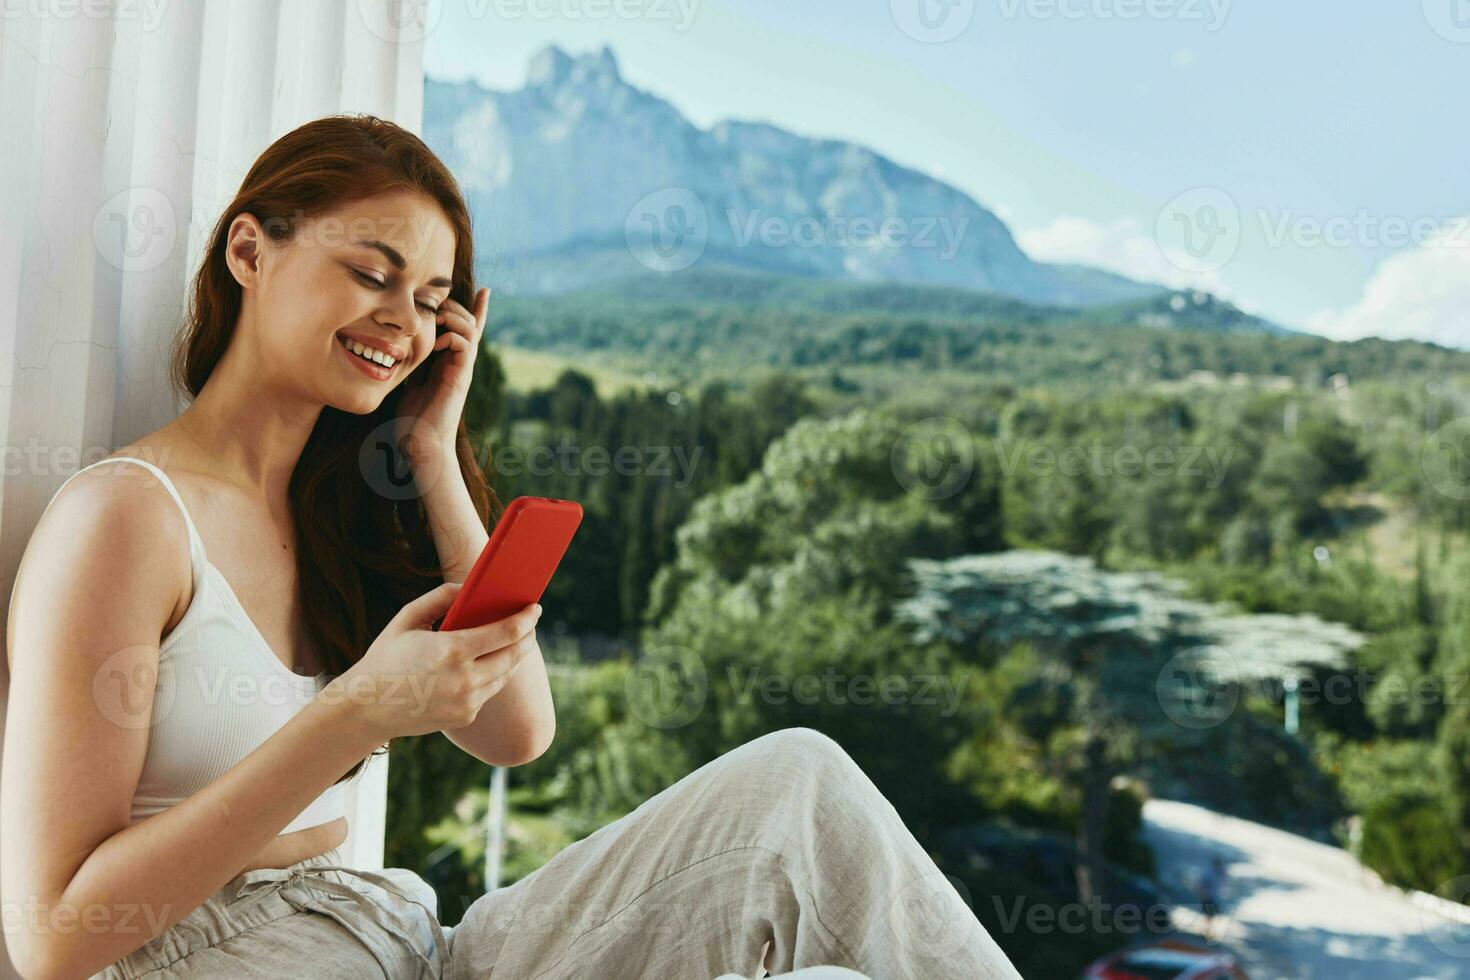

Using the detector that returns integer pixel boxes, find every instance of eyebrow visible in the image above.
[352,239,452,288]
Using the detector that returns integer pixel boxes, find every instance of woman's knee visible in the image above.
[726,727,879,811]
[738,726,856,775]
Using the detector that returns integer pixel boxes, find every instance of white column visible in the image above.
[0,3,427,974]
[486,764,508,889]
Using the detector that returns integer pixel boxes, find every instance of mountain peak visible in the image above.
[527,44,621,89]
[526,45,572,87]
[428,46,1165,310]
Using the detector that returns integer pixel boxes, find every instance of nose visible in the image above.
[376,289,423,348]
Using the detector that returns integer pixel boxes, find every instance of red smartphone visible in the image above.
[432,496,584,632]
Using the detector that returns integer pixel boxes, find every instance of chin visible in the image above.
[327,389,389,416]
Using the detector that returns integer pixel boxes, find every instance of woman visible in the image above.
[1,115,1021,980]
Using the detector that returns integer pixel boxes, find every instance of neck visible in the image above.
[172,333,323,505]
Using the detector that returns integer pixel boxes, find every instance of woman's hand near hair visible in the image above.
[334,580,541,741]
[394,287,490,466]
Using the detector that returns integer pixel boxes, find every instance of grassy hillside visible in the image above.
[488,270,1470,392]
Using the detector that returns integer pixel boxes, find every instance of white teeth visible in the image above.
[340,336,396,368]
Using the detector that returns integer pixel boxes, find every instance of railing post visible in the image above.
[485,764,508,890]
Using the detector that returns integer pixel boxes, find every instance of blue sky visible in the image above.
[425,0,1469,345]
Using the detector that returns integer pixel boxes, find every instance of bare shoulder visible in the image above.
[44,449,192,536]
[6,450,194,672]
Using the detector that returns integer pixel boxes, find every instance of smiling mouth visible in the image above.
[336,335,399,382]
[337,333,400,369]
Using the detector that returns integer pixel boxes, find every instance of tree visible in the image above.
[646,408,997,626]
[895,550,1361,906]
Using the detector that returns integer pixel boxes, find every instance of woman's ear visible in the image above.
[224,213,267,289]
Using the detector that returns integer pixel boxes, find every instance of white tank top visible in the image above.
[11,456,350,835]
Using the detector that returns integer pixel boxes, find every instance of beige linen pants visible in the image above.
[93,728,1022,979]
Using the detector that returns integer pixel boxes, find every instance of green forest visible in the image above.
[382,273,1470,976]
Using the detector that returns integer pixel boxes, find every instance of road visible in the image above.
[1143,799,1470,978]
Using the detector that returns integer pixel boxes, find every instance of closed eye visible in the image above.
[349,268,441,316]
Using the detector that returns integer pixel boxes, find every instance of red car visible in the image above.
[1082,938,1248,979]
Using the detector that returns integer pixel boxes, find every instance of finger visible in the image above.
[470,633,534,686]
[475,287,491,330]
[470,637,529,681]
[473,628,537,668]
[433,328,473,353]
[436,308,478,350]
[445,603,541,658]
[397,581,464,627]
[432,335,469,358]
[432,307,473,340]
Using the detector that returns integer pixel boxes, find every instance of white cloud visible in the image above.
[1017,214,1231,298]
[1306,219,1470,349]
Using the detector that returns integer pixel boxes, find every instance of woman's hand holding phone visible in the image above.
[332,580,542,741]
[327,494,579,742]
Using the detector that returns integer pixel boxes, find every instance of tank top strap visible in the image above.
[92,457,209,582]
[24,456,209,595]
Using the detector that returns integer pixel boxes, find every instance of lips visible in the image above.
[335,329,408,363]
[337,335,394,380]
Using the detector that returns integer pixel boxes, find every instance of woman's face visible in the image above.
[228,190,458,414]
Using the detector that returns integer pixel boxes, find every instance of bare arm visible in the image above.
[420,467,555,767]
[1,474,382,980]
[42,689,377,980]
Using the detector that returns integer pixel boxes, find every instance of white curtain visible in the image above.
[0,3,428,972]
